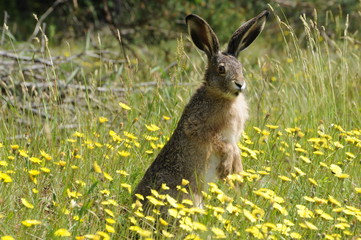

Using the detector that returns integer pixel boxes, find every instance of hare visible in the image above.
[134,11,269,208]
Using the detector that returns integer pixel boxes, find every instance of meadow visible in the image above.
[0,5,361,240]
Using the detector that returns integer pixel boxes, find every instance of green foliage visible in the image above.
[2,0,361,43]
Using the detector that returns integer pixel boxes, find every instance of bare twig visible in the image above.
[27,0,68,42]
[0,50,53,66]
[102,0,135,61]
[2,79,193,95]
[1,11,9,45]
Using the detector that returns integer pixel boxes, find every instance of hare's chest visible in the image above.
[204,101,247,184]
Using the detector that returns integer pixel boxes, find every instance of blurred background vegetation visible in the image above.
[1,0,361,45]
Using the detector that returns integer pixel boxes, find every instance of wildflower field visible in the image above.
[1,6,361,240]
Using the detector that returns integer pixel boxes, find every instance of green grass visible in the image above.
[0,7,361,240]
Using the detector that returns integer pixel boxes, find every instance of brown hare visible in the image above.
[134,11,269,208]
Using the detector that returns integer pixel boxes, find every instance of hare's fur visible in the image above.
[134,11,269,207]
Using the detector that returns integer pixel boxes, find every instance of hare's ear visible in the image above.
[226,10,269,57]
[186,14,220,58]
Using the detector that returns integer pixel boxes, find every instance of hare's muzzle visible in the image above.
[234,81,246,92]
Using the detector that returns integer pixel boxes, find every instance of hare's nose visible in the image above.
[235,81,246,91]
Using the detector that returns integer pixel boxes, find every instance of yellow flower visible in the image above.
[93,161,102,173]
[54,228,71,237]
[300,155,311,163]
[192,222,207,231]
[181,179,189,185]
[29,157,42,164]
[211,227,226,239]
[313,151,324,155]
[106,218,116,224]
[10,145,19,150]
[257,170,269,175]
[160,218,169,226]
[116,170,129,176]
[146,196,165,206]
[101,199,118,206]
[128,226,152,237]
[355,187,361,193]
[1,236,15,240]
[161,183,170,190]
[96,232,110,239]
[278,175,292,182]
[163,115,171,120]
[119,102,131,110]
[145,124,160,131]
[295,147,307,153]
[315,209,333,220]
[168,208,179,218]
[21,198,34,209]
[345,152,355,159]
[320,162,328,168]
[290,232,302,239]
[330,164,342,175]
[336,173,350,179]
[162,230,174,238]
[103,172,113,181]
[243,209,257,222]
[28,170,40,176]
[123,131,137,139]
[40,167,51,173]
[299,221,318,230]
[294,167,306,176]
[134,194,144,201]
[253,126,262,133]
[40,150,52,160]
[176,185,188,194]
[334,223,350,230]
[333,141,344,148]
[265,124,279,129]
[73,131,84,138]
[99,117,109,123]
[273,203,288,216]
[21,219,42,227]
[118,150,131,157]
[313,197,328,204]
[0,161,7,167]
[67,189,82,199]
[0,173,12,183]
[104,209,115,217]
[296,205,314,218]
[304,196,315,202]
[121,183,132,193]
[54,161,66,167]
[184,234,202,240]
[284,219,295,226]
[105,224,115,233]
[330,164,350,178]
[19,149,29,158]
[245,226,264,239]
[328,195,341,206]
[308,178,318,186]
[166,195,178,208]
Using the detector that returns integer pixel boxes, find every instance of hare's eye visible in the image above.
[218,65,226,75]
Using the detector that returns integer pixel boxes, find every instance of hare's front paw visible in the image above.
[217,158,233,179]
[232,148,243,174]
